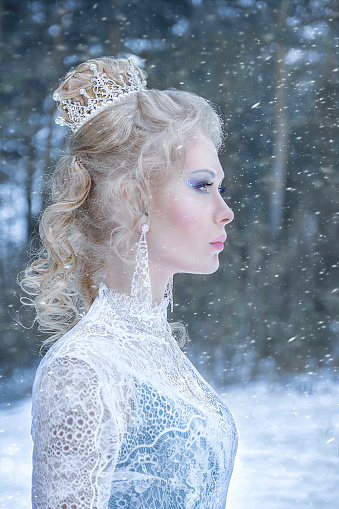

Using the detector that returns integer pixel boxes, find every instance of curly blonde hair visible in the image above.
[19,57,223,348]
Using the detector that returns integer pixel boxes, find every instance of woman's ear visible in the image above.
[112,179,138,225]
[135,212,149,234]
[111,178,150,232]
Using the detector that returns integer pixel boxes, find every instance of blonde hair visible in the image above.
[19,57,223,348]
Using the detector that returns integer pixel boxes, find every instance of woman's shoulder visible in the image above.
[43,320,109,361]
[33,312,125,391]
[31,311,136,444]
[43,291,128,358]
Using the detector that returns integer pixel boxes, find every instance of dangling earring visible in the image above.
[130,224,152,308]
[165,275,174,313]
[131,223,174,311]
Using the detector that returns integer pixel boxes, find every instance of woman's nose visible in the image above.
[217,200,234,225]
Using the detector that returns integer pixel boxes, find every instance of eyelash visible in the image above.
[194,182,227,196]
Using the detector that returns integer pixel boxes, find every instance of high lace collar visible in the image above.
[98,282,172,341]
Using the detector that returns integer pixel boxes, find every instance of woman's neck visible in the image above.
[106,250,172,306]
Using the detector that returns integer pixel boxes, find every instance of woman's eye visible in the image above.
[196,182,213,192]
[185,179,226,195]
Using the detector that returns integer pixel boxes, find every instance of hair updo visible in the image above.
[20,56,224,348]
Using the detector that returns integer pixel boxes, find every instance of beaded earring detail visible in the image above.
[130,224,174,312]
[165,276,174,313]
[131,224,152,309]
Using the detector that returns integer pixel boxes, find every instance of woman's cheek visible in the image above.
[168,196,203,230]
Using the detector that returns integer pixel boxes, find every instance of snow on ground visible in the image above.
[0,377,338,508]
[0,398,32,509]
[226,379,339,509]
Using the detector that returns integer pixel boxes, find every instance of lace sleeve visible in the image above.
[31,354,130,509]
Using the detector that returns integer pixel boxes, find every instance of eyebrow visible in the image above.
[190,169,225,179]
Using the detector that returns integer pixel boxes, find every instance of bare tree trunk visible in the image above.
[109,0,122,54]
[269,0,290,239]
[26,145,35,242]
[41,9,66,212]
[0,0,3,47]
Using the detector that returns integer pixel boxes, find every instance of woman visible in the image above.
[22,57,238,508]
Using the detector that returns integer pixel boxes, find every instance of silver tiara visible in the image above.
[53,58,146,132]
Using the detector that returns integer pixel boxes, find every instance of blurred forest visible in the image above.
[0,0,338,396]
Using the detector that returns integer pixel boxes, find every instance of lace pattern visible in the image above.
[31,284,238,508]
[103,284,171,341]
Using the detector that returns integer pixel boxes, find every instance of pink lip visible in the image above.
[210,235,227,251]
[211,235,226,244]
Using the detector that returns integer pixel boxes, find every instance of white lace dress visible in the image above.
[31,283,238,508]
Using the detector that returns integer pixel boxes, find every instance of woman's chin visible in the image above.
[191,259,220,275]
[208,261,220,275]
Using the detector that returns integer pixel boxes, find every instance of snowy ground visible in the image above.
[0,377,338,509]
[226,379,338,509]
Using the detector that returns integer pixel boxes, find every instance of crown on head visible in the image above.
[53,58,146,132]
